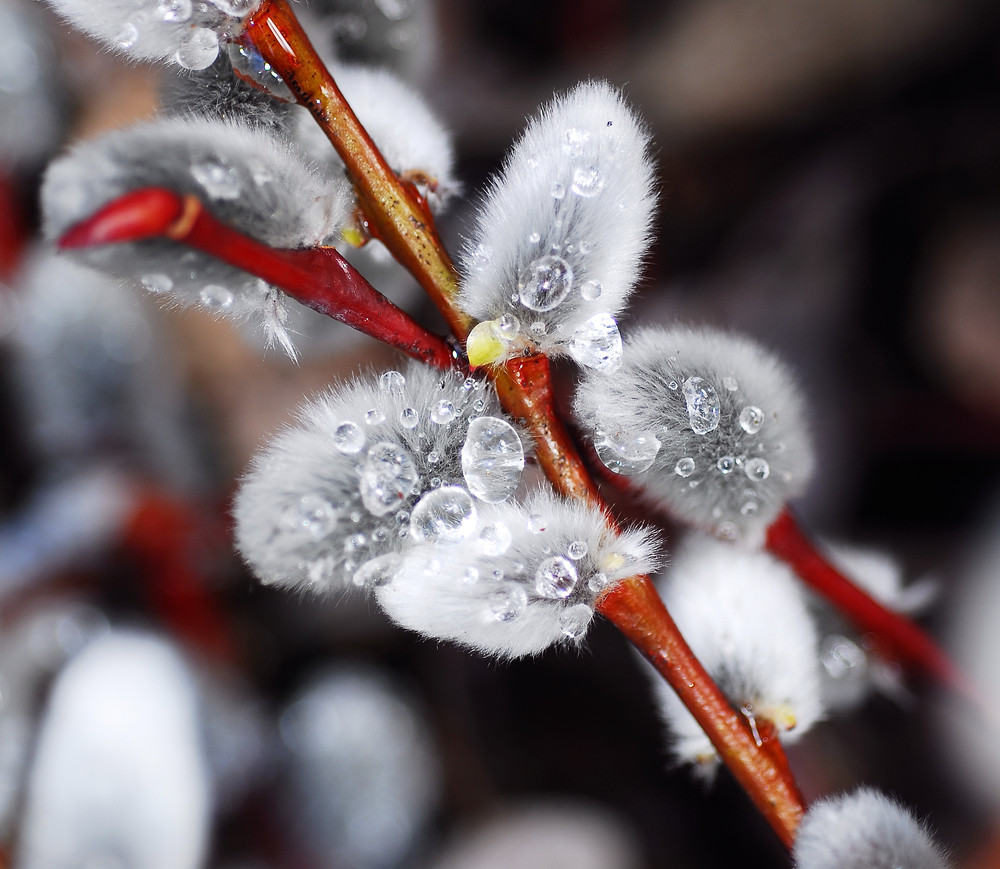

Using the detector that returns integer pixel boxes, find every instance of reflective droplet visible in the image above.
[115,21,139,49]
[333,421,365,454]
[489,583,527,622]
[352,553,401,588]
[191,159,241,200]
[158,0,192,20]
[462,566,479,584]
[519,255,573,312]
[567,540,588,560]
[140,273,172,294]
[559,603,594,639]
[568,313,622,371]
[580,279,603,301]
[461,416,525,503]
[430,400,456,424]
[530,320,547,336]
[740,501,759,516]
[739,405,764,434]
[723,376,739,391]
[674,457,695,478]
[550,181,566,200]
[199,285,233,310]
[409,486,476,542]
[174,27,219,70]
[528,231,541,244]
[595,428,661,475]
[373,0,411,20]
[562,127,591,156]
[498,313,520,338]
[571,166,605,197]
[399,407,419,429]
[717,456,735,475]
[477,522,512,556]
[526,513,546,533]
[717,521,739,540]
[668,380,678,390]
[822,634,868,680]
[469,243,492,271]
[744,457,770,481]
[535,556,578,598]
[682,376,721,435]
[587,571,609,593]
[365,409,385,426]
[358,442,418,515]
[426,451,439,464]
[379,370,406,395]
[292,494,337,538]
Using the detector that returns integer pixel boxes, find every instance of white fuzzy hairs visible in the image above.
[574,324,815,545]
[459,80,656,368]
[649,534,823,776]
[793,788,950,869]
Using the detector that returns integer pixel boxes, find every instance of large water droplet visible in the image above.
[174,27,219,70]
[409,486,477,542]
[821,634,868,680]
[461,416,525,503]
[587,571,609,594]
[199,285,233,310]
[594,427,661,475]
[717,456,735,475]
[739,405,764,434]
[477,522,512,556]
[430,400,456,424]
[352,553,401,588]
[399,407,419,429]
[191,159,241,200]
[115,21,139,49]
[580,280,603,301]
[571,166,605,197]
[559,603,594,639]
[365,409,385,426]
[682,376,721,435]
[157,0,192,21]
[519,255,573,312]
[333,421,365,454]
[140,273,172,294]
[379,370,406,395]
[358,442,418,516]
[568,313,622,371]
[535,556,578,598]
[744,457,770,481]
[489,583,527,622]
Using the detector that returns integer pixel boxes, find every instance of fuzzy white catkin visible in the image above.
[376,489,661,658]
[793,788,950,869]
[18,632,210,869]
[650,534,823,775]
[42,115,353,356]
[233,363,530,594]
[574,324,814,545]
[459,80,656,367]
[43,0,259,70]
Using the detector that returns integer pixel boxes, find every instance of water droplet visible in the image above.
[430,400,456,424]
[739,405,764,434]
[469,243,492,271]
[372,0,411,19]
[682,376,721,435]
[562,127,591,156]
[174,26,219,70]
[535,556,578,598]
[821,634,868,680]
[526,514,546,533]
[365,409,385,426]
[594,428,661,475]
[489,583,527,622]
[744,457,770,481]
[740,501,759,516]
[409,486,476,542]
[358,442,418,515]
[587,571,609,593]
[462,566,479,584]
[723,376,739,391]
[580,279,603,301]
[528,231,541,244]
[158,0,192,21]
[191,159,241,200]
[344,532,367,552]
[519,255,573,312]
[292,493,337,538]
[559,603,594,639]
[462,416,525,503]
[116,21,139,49]
[567,540,588,560]
[498,313,520,338]
[717,456,735,475]
[667,380,678,390]
[352,553,401,588]
[333,421,365,454]
[379,370,406,395]
[674,457,695,477]
[530,320,547,336]
[569,313,622,371]
[477,522,512,556]
[140,273,172,294]
[717,521,739,540]
[571,166,605,197]
[199,285,233,310]
[426,451,440,465]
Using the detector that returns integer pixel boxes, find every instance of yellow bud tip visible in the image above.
[761,704,798,732]
[467,320,508,367]
[341,226,367,248]
[600,552,627,572]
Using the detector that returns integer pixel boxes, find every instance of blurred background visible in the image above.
[1,0,1000,866]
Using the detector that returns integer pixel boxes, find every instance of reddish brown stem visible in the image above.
[58,188,456,369]
[766,509,976,701]
[241,0,472,341]
[0,170,28,281]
